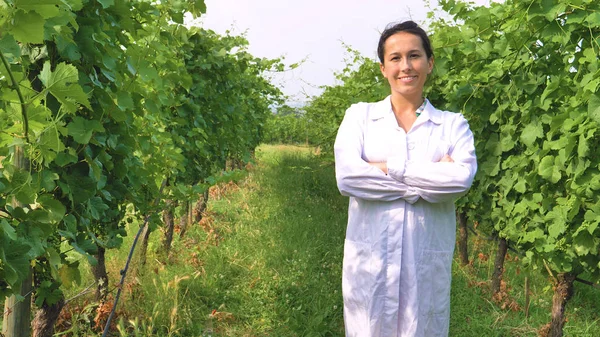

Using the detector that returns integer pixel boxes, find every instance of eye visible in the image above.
[410,53,420,58]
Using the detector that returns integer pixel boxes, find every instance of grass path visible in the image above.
[63,144,599,336]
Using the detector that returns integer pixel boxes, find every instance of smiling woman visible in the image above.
[333,21,478,337]
[379,32,433,125]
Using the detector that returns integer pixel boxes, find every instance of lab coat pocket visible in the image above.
[342,239,373,311]
[417,250,453,316]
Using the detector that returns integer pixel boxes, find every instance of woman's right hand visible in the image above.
[439,154,454,163]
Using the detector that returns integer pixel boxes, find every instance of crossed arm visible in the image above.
[334,105,477,204]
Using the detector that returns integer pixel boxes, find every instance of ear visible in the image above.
[427,56,434,74]
[379,62,385,76]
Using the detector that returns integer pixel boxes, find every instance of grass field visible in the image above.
[60,144,600,336]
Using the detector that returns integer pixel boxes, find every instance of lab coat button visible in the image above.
[408,142,415,150]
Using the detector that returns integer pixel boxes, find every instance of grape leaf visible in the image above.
[589,94,600,124]
[10,10,45,44]
[38,61,91,111]
[67,116,104,144]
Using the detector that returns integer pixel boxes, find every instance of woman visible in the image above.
[334,21,477,337]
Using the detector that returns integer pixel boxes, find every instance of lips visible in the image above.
[398,76,417,83]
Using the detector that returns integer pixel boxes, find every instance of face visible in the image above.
[379,32,434,100]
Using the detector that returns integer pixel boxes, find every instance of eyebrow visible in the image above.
[388,50,423,56]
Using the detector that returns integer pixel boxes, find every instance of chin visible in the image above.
[393,88,420,97]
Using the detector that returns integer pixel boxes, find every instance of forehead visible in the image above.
[383,32,425,54]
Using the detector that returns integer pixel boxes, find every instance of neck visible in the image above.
[390,93,424,116]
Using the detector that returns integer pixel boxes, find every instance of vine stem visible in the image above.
[101,178,167,337]
[64,281,97,305]
[543,259,558,284]
[0,49,29,142]
[468,224,599,289]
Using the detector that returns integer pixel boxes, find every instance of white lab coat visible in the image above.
[334,96,477,337]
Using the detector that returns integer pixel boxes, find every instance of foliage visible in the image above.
[303,47,389,152]
[263,105,309,145]
[69,144,599,336]
[427,0,600,281]
[301,0,600,283]
[0,0,283,314]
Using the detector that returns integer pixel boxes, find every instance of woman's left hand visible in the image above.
[369,162,389,174]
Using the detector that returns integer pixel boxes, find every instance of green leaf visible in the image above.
[10,10,45,44]
[47,247,61,269]
[67,116,104,144]
[573,231,595,256]
[37,194,66,223]
[577,133,589,158]
[40,171,59,191]
[500,133,515,152]
[35,280,63,306]
[38,123,66,163]
[56,34,81,61]
[71,239,98,265]
[58,263,81,288]
[584,210,599,223]
[64,174,96,203]
[1,219,17,240]
[97,0,114,9]
[58,214,77,240]
[584,11,600,26]
[88,197,109,220]
[547,206,568,239]
[0,238,31,286]
[14,0,62,18]
[64,0,83,11]
[116,91,134,111]
[520,121,543,147]
[38,61,91,111]
[12,170,37,205]
[139,66,159,83]
[55,148,78,167]
[580,48,597,65]
[589,94,600,124]
[538,155,561,183]
[192,0,207,14]
[513,179,526,193]
[521,228,544,243]
[0,34,21,58]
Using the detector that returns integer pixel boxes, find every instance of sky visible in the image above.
[186,0,491,105]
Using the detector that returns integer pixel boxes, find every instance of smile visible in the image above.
[398,76,417,82]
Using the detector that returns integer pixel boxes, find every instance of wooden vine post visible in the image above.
[456,210,469,266]
[491,237,508,296]
[91,246,109,301]
[162,199,177,255]
[2,147,32,337]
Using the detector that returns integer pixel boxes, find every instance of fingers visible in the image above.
[439,154,454,163]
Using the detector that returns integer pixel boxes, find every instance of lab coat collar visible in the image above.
[418,99,443,125]
[369,96,393,120]
[370,96,443,125]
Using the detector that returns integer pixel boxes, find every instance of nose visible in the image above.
[400,57,412,72]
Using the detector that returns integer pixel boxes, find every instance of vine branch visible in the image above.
[0,49,30,143]
[467,223,599,290]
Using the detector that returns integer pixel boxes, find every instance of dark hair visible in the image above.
[377,21,433,63]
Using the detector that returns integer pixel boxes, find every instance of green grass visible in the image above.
[58,144,599,336]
